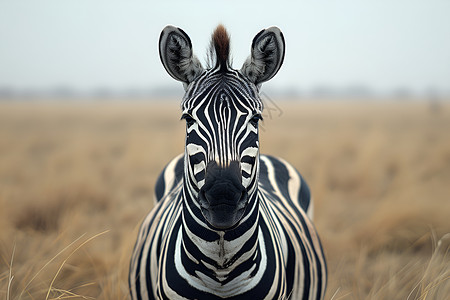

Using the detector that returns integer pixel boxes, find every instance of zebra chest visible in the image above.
[153,210,289,299]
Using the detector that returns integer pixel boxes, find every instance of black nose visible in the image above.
[199,161,248,229]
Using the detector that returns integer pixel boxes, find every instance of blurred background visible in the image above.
[0,1,449,299]
[1,0,450,100]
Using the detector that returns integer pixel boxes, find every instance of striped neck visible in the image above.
[179,174,264,289]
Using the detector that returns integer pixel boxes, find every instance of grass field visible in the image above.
[0,99,449,299]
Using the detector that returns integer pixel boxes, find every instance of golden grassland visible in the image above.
[0,99,449,299]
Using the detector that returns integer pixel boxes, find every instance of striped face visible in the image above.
[181,68,263,229]
[158,24,285,229]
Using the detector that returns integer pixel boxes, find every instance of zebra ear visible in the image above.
[241,27,285,86]
[159,25,204,87]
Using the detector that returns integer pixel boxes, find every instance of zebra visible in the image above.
[129,24,327,300]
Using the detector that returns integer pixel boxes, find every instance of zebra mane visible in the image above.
[207,24,231,70]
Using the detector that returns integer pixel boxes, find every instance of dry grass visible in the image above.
[0,99,449,299]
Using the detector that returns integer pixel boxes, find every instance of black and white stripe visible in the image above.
[130,25,327,299]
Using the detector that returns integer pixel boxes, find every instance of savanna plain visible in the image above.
[0,98,449,299]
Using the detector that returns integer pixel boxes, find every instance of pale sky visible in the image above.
[1,0,449,95]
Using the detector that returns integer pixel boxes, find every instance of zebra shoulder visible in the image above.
[154,153,184,203]
[259,154,313,219]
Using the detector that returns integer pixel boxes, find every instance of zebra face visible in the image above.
[159,25,285,229]
[181,72,263,229]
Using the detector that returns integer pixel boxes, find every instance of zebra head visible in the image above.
[159,25,285,230]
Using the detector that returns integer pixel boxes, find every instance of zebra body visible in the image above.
[130,25,327,299]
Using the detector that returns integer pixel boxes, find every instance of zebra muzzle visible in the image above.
[198,161,249,230]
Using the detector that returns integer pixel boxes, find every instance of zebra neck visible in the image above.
[180,188,261,274]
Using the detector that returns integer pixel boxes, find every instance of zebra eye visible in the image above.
[249,114,263,127]
[181,113,196,127]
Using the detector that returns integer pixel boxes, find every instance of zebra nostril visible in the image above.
[199,190,208,206]
[241,191,247,202]
[237,191,248,210]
